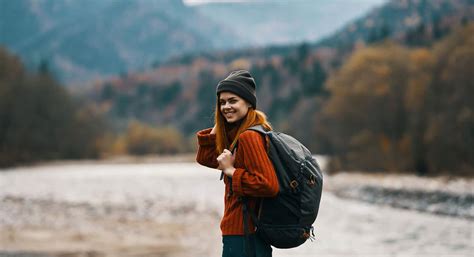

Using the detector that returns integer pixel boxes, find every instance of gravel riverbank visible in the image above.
[0,160,473,257]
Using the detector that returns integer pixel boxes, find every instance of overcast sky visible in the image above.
[183,0,386,6]
[184,0,251,5]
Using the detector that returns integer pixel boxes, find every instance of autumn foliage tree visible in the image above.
[323,43,418,171]
[423,23,474,174]
[321,24,473,175]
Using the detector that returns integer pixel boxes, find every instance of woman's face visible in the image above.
[219,92,251,123]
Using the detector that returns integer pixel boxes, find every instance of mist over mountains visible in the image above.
[195,0,387,46]
[0,0,387,84]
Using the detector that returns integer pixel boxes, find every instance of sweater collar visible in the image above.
[225,119,243,145]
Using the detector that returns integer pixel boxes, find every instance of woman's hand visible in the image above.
[217,149,236,177]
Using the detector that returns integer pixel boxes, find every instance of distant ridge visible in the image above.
[0,0,241,84]
[194,0,387,46]
[317,0,474,48]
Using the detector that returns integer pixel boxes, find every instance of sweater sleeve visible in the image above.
[195,128,219,169]
[232,130,279,197]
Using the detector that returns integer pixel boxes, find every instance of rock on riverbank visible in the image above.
[325,172,474,219]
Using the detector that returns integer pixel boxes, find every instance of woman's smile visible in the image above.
[224,110,235,116]
[224,111,237,121]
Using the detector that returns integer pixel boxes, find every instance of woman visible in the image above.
[196,70,279,257]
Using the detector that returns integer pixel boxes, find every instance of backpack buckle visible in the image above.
[290,180,299,192]
[308,174,316,186]
[299,162,306,172]
[302,231,311,239]
[302,227,316,241]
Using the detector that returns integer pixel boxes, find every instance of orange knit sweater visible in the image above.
[196,127,279,235]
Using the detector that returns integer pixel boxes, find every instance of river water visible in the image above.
[0,161,472,257]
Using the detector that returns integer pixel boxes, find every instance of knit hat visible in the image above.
[216,70,257,108]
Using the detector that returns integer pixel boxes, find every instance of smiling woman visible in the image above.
[196,70,277,257]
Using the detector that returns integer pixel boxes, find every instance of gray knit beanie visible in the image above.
[216,70,257,108]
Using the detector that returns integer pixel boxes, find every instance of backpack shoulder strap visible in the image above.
[246,125,271,152]
[247,124,269,135]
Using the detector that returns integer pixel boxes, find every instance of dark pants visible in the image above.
[222,234,272,257]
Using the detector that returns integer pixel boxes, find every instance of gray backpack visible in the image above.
[241,125,323,251]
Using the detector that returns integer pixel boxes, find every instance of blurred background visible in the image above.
[0,0,473,256]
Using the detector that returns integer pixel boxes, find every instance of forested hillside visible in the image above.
[89,0,471,133]
[85,0,473,174]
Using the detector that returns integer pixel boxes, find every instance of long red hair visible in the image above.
[214,100,272,154]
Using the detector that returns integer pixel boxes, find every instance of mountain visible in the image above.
[86,0,473,139]
[0,0,391,84]
[172,0,473,65]
[194,0,387,46]
[0,0,241,83]
[318,0,474,48]
[165,0,474,71]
